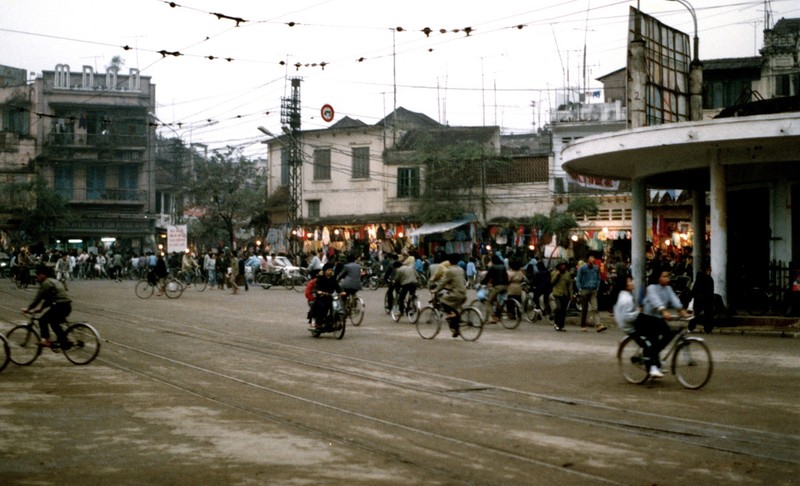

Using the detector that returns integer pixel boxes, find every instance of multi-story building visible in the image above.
[31,63,157,254]
[0,65,36,242]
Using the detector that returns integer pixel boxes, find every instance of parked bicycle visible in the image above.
[469,285,522,329]
[6,311,101,366]
[416,293,484,341]
[617,317,712,390]
[135,275,184,299]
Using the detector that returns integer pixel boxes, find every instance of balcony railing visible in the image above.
[59,188,147,203]
[45,132,147,148]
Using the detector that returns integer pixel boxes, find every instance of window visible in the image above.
[307,200,320,218]
[313,148,331,181]
[280,148,289,186]
[2,107,29,136]
[776,74,792,97]
[397,167,420,198]
[54,166,74,200]
[118,164,138,200]
[351,147,369,179]
[86,165,106,200]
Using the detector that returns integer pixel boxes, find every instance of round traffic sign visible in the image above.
[320,104,335,122]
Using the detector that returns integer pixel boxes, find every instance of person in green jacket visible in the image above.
[22,264,72,349]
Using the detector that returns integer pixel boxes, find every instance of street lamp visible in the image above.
[668,0,699,62]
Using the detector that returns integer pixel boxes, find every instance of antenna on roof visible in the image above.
[764,0,773,30]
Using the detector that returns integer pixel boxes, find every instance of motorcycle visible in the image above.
[309,294,347,339]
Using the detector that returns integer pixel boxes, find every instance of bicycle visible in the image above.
[390,289,420,323]
[745,285,788,316]
[469,286,522,329]
[520,284,554,324]
[416,293,484,341]
[6,312,101,366]
[177,269,208,292]
[343,291,365,326]
[0,334,9,373]
[617,317,713,390]
[135,275,184,299]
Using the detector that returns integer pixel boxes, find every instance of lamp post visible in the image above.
[669,0,699,62]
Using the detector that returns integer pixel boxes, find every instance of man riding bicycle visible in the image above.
[21,264,72,349]
[337,254,362,299]
[394,255,419,314]
[433,254,467,337]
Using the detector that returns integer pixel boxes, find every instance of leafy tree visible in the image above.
[181,148,265,250]
[410,134,509,224]
[529,196,598,264]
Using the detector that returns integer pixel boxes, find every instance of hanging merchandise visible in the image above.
[322,227,331,245]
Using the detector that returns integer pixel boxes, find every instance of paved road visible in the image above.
[1,279,798,485]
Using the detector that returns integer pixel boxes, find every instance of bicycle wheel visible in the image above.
[416,306,441,339]
[523,295,540,322]
[617,335,649,384]
[164,278,184,299]
[0,335,10,372]
[406,295,420,324]
[193,274,207,292]
[468,299,490,323]
[368,276,380,290]
[292,274,308,293]
[6,325,42,366]
[282,274,294,290]
[672,338,713,390]
[501,300,523,330]
[135,279,154,299]
[332,315,346,340]
[384,290,392,315]
[349,297,365,326]
[458,307,484,341]
[63,323,101,365]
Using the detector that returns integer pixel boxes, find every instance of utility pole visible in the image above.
[281,77,302,249]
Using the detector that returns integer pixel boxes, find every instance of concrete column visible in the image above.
[692,190,705,276]
[709,152,727,305]
[689,62,704,122]
[631,178,647,301]
[627,39,648,129]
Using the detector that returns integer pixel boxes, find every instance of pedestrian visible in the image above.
[205,251,217,289]
[506,259,526,320]
[690,263,714,333]
[229,250,240,294]
[532,261,553,317]
[550,260,573,331]
[215,251,227,290]
[154,253,168,296]
[576,255,607,332]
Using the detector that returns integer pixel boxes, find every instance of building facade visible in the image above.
[31,64,157,254]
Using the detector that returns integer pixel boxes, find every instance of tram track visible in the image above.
[2,284,798,484]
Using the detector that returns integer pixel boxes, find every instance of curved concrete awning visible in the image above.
[562,112,800,188]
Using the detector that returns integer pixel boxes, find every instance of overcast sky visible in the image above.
[2,0,798,157]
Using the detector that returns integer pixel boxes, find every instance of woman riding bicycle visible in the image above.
[21,264,72,349]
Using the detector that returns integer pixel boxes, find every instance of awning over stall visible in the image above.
[408,215,476,237]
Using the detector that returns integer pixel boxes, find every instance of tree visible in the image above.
[410,134,509,224]
[529,196,598,265]
[181,148,265,250]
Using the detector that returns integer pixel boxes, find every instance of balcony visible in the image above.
[45,132,147,149]
[61,188,147,205]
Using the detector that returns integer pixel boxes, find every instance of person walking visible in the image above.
[690,263,715,333]
[576,255,607,332]
[550,260,573,331]
[229,250,240,294]
[205,251,217,289]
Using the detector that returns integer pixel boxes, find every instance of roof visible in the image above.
[770,17,800,34]
[328,116,367,129]
[375,106,441,128]
[394,126,498,151]
[702,57,762,71]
